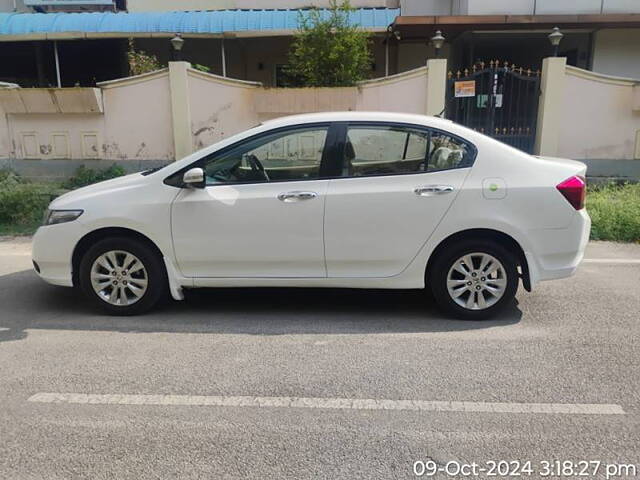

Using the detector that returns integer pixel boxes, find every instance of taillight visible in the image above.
[556,175,586,210]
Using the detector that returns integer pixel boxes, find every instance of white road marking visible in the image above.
[582,258,640,264]
[27,393,625,415]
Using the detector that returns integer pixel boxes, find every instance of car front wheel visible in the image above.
[429,240,518,320]
[79,237,168,315]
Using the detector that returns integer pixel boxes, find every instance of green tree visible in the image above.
[127,39,162,76]
[286,0,372,87]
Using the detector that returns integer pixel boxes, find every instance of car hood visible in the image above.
[50,172,148,209]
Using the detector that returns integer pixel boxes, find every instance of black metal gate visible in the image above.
[446,61,541,154]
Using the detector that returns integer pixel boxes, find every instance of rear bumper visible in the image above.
[32,221,88,287]
[525,209,591,287]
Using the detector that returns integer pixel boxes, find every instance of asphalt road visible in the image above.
[0,238,639,479]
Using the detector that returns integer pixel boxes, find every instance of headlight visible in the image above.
[43,209,84,226]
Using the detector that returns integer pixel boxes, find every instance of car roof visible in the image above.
[164,110,498,177]
[261,111,454,130]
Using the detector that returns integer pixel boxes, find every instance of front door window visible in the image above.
[201,127,329,185]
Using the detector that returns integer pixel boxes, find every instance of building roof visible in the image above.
[392,13,640,40]
[0,8,399,40]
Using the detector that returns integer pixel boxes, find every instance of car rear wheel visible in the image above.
[79,237,167,315]
[429,240,518,320]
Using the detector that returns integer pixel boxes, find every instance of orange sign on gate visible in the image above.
[454,80,476,98]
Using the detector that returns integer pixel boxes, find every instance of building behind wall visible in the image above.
[0,0,125,12]
[395,0,640,79]
[1,0,639,88]
[0,0,401,87]
[1,0,639,182]
[127,0,400,10]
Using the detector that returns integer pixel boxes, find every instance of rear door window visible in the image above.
[341,124,475,178]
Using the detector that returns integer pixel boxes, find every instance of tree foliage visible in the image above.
[127,39,163,76]
[286,0,372,87]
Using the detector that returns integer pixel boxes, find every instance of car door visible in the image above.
[171,124,333,278]
[324,122,475,278]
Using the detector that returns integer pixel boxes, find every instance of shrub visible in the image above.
[0,171,50,228]
[0,168,17,183]
[62,164,126,190]
[286,0,372,87]
[0,166,128,235]
[587,182,640,243]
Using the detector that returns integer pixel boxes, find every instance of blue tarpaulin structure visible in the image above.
[0,8,399,37]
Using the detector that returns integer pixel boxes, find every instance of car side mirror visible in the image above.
[183,167,205,189]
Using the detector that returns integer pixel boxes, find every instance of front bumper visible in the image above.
[32,221,88,287]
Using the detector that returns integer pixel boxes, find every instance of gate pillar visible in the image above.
[169,61,193,161]
[426,58,448,117]
[534,57,567,157]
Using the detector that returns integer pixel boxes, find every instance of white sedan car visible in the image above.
[32,112,590,319]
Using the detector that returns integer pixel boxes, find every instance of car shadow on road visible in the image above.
[0,270,522,343]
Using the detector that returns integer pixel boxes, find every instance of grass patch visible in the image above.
[587,182,640,243]
[0,218,44,236]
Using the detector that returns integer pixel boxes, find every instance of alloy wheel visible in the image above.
[446,252,507,310]
[90,250,148,306]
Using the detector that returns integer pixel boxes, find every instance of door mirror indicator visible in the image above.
[183,168,205,188]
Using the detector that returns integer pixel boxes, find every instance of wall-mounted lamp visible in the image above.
[170,33,185,61]
[548,27,563,57]
[431,30,445,58]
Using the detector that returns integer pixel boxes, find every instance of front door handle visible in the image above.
[414,185,454,196]
[278,191,318,202]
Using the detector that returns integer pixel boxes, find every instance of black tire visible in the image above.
[79,236,168,316]
[428,239,519,320]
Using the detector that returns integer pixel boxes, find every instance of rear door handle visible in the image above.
[414,185,454,196]
[278,191,318,202]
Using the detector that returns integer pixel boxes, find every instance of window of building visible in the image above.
[274,64,300,88]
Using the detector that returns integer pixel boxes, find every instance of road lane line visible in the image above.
[27,393,625,415]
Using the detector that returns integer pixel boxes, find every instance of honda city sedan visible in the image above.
[32,112,590,319]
